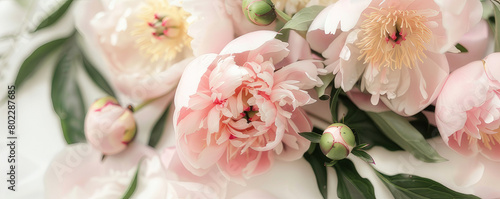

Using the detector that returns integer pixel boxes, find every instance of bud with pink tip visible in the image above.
[84,97,136,155]
[320,123,356,160]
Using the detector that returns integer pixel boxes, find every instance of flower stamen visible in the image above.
[357,7,432,70]
[131,0,191,63]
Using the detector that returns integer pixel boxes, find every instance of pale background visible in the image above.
[0,0,499,198]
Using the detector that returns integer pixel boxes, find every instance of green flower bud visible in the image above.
[319,123,356,160]
[242,0,276,26]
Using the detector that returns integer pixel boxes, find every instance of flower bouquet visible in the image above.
[1,0,500,198]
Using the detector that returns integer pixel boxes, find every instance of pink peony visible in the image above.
[174,31,322,182]
[74,0,194,100]
[436,53,500,161]
[307,0,482,116]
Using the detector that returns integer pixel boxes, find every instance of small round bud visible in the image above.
[319,123,356,160]
[85,97,136,155]
[242,0,276,26]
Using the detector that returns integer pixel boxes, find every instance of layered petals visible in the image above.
[174,31,320,181]
[436,53,500,161]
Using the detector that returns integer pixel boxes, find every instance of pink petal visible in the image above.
[346,88,390,113]
[445,20,491,72]
[275,108,311,161]
[436,60,488,138]
[220,31,278,57]
[274,60,322,89]
[174,54,217,123]
[433,0,483,53]
[183,0,235,56]
[323,0,372,33]
[382,52,449,116]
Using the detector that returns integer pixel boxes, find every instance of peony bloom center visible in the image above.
[132,0,191,63]
[477,131,500,150]
[357,7,432,69]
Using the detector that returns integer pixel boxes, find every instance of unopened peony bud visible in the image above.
[320,123,356,160]
[85,97,136,155]
[242,0,276,26]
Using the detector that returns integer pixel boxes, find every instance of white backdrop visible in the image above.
[0,0,499,198]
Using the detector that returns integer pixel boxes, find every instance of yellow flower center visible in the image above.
[478,131,500,150]
[131,0,191,63]
[357,7,432,69]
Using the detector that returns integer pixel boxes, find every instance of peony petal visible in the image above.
[436,60,489,138]
[323,0,372,33]
[183,0,235,56]
[433,0,483,53]
[382,52,449,116]
[445,20,491,72]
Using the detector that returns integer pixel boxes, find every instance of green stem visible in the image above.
[133,94,167,112]
[275,8,291,23]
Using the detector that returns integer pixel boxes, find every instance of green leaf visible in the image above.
[333,159,376,199]
[375,170,480,199]
[329,87,342,123]
[32,0,74,32]
[81,52,116,98]
[339,95,402,151]
[300,132,322,143]
[51,46,86,144]
[366,111,446,163]
[351,149,375,164]
[353,143,370,151]
[282,5,325,31]
[315,73,335,100]
[122,159,144,199]
[14,37,68,89]
[492,0,500,52]
[304,147,329,199]
[454,43,468,53]
[148,103,171,148]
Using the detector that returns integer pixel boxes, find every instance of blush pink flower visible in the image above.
[307,0,482,116]
[436,53,500,161]
[174,31,323,182]
[74,0,194,100]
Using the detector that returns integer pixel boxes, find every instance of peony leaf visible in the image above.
[339,95,402,151]
[81,51,116,98]
[282,5,325,32]
[315,73,335,100]
[304,148,328,199]
[148,103,171,148]
[329,87,342,123]
[334,159,376,199]
[351,149,375,165]
[32,0,74,32]
[14,37,68,89]
[409,112,439,139]
[366,111,446,163]
[51,45,86,144]
[491,0,500,52]
[300,132,322,143]
[122,159,144,199]
[375,170,480,199]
